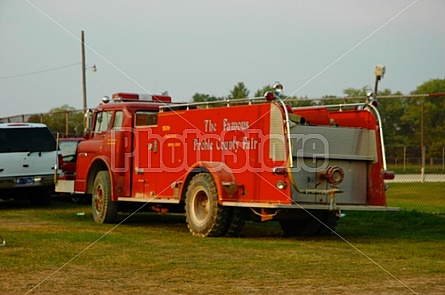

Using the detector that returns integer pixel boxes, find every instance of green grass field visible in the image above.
[1,182,444,294]
[388,164,445,174]
[387,182,445,214]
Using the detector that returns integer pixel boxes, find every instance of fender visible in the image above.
[183,161,241,203]
[85,155,128,201]
[78,155,114,196]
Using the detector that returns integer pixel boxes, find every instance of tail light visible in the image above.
[273,167,288,176]
[57,152,64,170]
[383,171,395,180]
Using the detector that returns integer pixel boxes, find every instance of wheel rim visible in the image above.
[192,190,209,225]
[93,184,104,213]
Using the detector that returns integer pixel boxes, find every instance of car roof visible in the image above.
[59,137,84,141]
[0,123,48,129]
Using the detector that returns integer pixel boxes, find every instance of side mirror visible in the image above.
[83,109,93,139]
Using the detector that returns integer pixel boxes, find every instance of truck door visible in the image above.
[82,110,132,198]
[108,111,132,197]
[131,111,160,199]
[75,110,113,193]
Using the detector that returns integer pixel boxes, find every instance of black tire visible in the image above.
[280,210,323,237]
[317,210,340,235]
[92,171,118,223]
[71,195,81,204]
[185,173,231,237]
[279,219,307,237]
[71,194,89,204]
[30,187,52,206]
[225,208,247,237]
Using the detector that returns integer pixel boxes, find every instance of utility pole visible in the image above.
[81,30,87,111]
[420,101,425,182]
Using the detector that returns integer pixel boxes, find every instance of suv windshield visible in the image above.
[0,127,56,153]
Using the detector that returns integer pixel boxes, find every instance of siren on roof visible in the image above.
[109,92,172,103]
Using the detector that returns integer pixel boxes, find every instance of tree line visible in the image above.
[27,78,445,161]
[192,79,445,161]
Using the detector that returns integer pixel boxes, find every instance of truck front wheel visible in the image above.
[185,173,230,237]
[92,171,118,224]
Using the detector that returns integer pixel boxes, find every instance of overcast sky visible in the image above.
[0,0,444,118]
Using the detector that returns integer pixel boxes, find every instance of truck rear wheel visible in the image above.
[317,211,340,235]
[225,208,246,237]
[280,219,307,237]
[185,173,230,237]
[279,210,323,237]
[92,171,118,224]
[280,210,339,237]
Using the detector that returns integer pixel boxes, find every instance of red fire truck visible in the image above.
[56,84,395,237]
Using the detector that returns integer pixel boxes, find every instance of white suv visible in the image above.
[0,123,59,205]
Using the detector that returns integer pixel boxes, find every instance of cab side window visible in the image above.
[135,111,158,126]
[113,111,123,130]
[94,111,113,133]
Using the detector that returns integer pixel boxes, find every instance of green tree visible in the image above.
[28,104,84,137]
[374,89,404,145]
[402,78,445,161]
[330,86,405,152]
[343,86,369,98]
[285,94,316,107]
[315,94,342,106]
[185,79,445,166]
[254,85,273,98]
[228,82,249,99]
[192,93,221,102]
[413,78,445,94]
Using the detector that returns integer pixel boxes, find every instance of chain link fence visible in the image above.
[0,110,85,138]
[385,144,445,214]
[386,145,445,172]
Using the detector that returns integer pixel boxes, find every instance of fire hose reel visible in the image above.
[319,166,345,186]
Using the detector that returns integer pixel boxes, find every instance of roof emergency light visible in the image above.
[273,82,283,97]
[264,91,275,101]
[110,93,172,103]
[264,82,284,101]
[113,93,139,101]
[139,94,172,103]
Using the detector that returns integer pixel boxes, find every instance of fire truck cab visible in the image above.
[56,86,395,237]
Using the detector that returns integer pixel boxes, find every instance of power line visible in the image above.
[0,62,81,80]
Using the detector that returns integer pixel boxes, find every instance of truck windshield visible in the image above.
[0,127,56,153]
